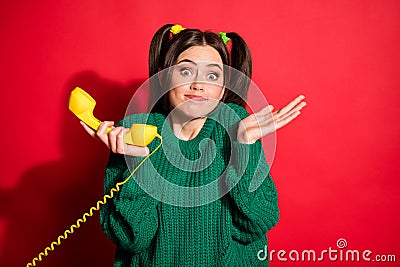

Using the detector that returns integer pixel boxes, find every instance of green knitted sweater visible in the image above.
[100,103,279,266]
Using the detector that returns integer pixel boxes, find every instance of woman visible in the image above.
[82,24,306,266]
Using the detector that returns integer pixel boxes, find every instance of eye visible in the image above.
[207,73,219,80]
[180,68,192,77]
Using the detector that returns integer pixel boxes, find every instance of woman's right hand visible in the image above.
[80,121,150,157]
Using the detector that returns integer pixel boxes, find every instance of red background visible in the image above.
[1,1,399,266]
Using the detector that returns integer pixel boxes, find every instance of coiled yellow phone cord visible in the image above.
[26,138,162,267]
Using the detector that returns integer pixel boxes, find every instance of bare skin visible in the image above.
[237,95,307,144]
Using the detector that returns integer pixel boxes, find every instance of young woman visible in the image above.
[82,24,306,267]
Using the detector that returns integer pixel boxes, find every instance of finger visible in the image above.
[255,105,278,127]
[257,104,274,115]
[116,128,150,156]
[260,105,274,113]
[98,121,114,134]
[97,121,114,147]
[248,103,274,121]
[276,95,306,116]
[108,127,124,153]
[125,145,151,157]
[275,101,306,122]
[115,128,127,154]
[275,110,301,130]
[80,121,97,138]
[292,101,307,112]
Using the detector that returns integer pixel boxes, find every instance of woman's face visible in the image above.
[168,45,224,119]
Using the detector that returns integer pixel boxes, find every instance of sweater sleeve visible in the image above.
[221,104,279,244]
[226,140,279,243]
[100,133,159,254]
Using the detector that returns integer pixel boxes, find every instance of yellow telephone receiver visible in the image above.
[68,87,160,146]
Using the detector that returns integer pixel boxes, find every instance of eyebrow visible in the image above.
[176,59,223,71]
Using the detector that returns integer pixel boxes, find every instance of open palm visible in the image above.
[237,95,307,144]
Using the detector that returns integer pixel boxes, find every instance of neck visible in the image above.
[169,114,207,141]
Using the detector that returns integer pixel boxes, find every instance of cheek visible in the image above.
[207,86,224,100]
[168,87,186,106]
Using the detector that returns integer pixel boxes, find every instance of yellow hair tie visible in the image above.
[170,24,185,35]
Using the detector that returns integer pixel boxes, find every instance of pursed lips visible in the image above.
[185,94,207,102]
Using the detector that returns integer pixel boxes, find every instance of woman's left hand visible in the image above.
[237,95,307,144]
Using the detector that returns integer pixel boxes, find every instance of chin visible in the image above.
[169,97,223,120]
[169,107,207,121]
[178,108,208,120]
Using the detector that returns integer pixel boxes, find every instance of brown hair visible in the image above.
[148,24,252,114]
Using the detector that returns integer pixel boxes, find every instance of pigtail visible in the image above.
[148,24,174,113]
[225,32,252,106]
[149,24,174,77]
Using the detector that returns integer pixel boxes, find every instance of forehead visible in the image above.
[177,45,223,64]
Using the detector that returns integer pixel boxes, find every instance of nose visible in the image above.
[190,81,204,91]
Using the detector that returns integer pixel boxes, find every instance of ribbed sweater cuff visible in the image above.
[113,191,158,232]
